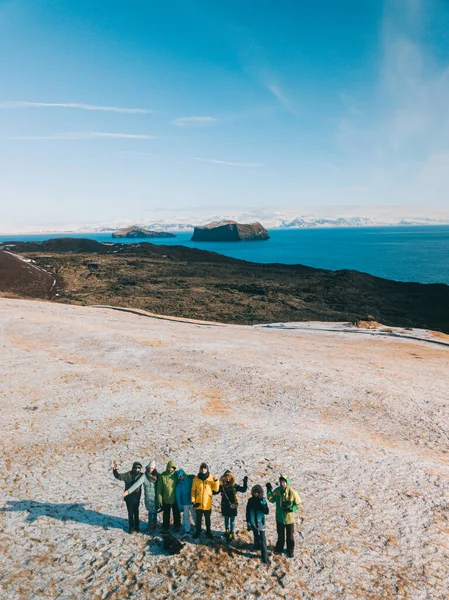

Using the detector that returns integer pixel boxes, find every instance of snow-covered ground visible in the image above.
[0,298,448,599]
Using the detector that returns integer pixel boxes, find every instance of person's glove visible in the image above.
[157,504,164,513]
[193,503,201,509]
[243,476,248,485]
[247,523,252,532]
[266,482,273,493]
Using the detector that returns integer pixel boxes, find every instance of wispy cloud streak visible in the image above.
[172,116,217,127]
[0,101,153,113]
[8,132,157,140]
[267,83,299,116]
[190,157,263,167]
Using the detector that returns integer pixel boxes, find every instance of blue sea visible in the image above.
[1,225,449,285]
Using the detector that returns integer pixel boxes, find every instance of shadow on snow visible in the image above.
[0,500,128,530]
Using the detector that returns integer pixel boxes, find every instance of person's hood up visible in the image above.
[177,469,186,479]
[132,461,143,471]
[220,470,236,486]
[198,462,210,480]
[166,460,176,471]
[251,484,264,498]
[279,474,291,486]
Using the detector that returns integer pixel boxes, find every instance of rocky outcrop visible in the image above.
[191,220,269,242]
[112,226,176,239]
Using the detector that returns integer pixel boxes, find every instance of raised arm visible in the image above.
[260,497,269,515]
[235,475,248,493]
[113,464,127,481]
[266,482,277,503]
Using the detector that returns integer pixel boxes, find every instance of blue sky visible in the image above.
[0,0,448,230]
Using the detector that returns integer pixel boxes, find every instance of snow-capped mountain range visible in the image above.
[2,210,449,235]
[72,211,449,233]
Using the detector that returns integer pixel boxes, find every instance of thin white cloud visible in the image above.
[267,83,299,116]
[171,116,217,127]
[0,101,153,113]
[190,157,263,167]
[8,132,157,140]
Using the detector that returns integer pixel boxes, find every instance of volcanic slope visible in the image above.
[1,240,449,332]
[0,298,448,599]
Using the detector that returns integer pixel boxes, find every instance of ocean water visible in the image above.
[1,226,449,285]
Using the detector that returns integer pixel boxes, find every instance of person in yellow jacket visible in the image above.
[191,462,219,539]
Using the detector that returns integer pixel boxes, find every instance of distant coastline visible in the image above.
[1,225,449,285]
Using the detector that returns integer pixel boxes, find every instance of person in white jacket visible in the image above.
[124,460,159,532]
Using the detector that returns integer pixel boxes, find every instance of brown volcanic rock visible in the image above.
[191,220,269,241]
[112,226,175,239]
[0,250,60,299]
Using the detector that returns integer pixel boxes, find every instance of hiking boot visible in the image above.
[262,557,271,565]
[224,528,230,539]
[287,551,294,559]
[193,530,200,539]
[206,530,214,540]
[229,532,234,541]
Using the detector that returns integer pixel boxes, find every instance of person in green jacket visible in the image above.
[157,460,180,533]
[266,474,301,558]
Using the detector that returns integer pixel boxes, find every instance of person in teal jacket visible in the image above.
[266,474,301,558]
[157,460,180,533]
[175,469,195,533]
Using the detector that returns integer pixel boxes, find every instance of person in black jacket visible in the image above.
[113,461,143,533]
[246,484,270,564]
[218,470,248,540]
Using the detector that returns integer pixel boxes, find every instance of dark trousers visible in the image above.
[276,521,295,555]
[126,500,140,532]
[253,529,268,562]
[162,503,181,532]
[195,509,211,533]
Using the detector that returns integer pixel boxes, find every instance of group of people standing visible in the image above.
[113,459,302,563]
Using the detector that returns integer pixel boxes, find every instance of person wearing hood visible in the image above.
[175,469,195,533]
[191,462,220,539]
[246,484,270,564]
[157,460,180,533]
[113,461,143,533]
[218,470,248,540]
[266,474,301,558]
[124,460,159,532]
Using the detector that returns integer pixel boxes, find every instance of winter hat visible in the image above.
[251,484,264,497]
[200,462,208,470]
[132,462,143,470]
[146,460,156,471]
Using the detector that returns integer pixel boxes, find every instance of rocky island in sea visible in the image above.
[191,220,269,242]
[112,226,176,239]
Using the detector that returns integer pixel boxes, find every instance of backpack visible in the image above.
[163,533,185,555]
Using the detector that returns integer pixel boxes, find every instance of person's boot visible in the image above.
[206,529,214,540]
[274,544,283,555]
[225,528,230,540]
[193,529,200,539]
[229,532,234,541]
[287,550,294,558]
